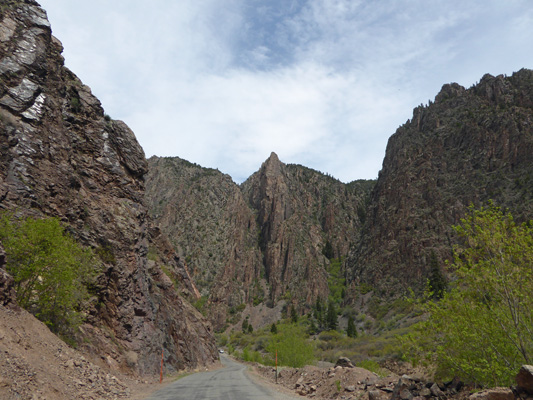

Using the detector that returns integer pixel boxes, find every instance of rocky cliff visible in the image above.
[145,156,264,330]
[241,153,371,306]
[146,153,374,330]
[0,0,217,374]
[345,70,533,296]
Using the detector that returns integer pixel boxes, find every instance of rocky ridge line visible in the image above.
[346,69,533,297]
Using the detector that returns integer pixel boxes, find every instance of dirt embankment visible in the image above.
[0,305,219,400]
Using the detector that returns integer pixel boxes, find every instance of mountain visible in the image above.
[0,0,217,375]
[145,156,264,330]
[241,153,372,307]
[345,70,533,297]
[146,153,374,330]
[147,70,533,328]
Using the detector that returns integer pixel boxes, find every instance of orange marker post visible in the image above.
[160,349,164,383]
[275,349,278,384]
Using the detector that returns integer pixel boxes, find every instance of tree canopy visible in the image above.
[404,204,533,387]
[0,213,97,335]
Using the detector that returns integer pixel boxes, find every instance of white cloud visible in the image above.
[38,0,533,183]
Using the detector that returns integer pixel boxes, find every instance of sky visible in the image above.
[37,0,533,183]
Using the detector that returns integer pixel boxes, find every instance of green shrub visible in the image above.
[404,204,533,387]
[358,359,387,377]
[0,213,98,335]
[266,323,315,368]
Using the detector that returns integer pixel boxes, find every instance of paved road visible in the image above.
[144,354,297,400]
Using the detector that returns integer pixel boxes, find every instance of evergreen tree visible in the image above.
[428,250,447,299]
[314,298,323,328]
[270,322,278,334]
[346,316,357,338]
[308,318,318,335]
[326,300,337,330]
[290,305,298,323]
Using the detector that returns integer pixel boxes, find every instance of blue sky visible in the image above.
[37,0,533,183]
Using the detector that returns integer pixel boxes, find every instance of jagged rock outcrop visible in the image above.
[241,152,371,306]
[346,70,533,295]
[0,0,217,375]
[146,152,374,330]
[146,156,263,330]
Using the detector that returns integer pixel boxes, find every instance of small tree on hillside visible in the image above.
[0,213,97,335]
[405,204,533,387]
[326,300,337,331]
[428,250,447,299]
[290,305,298,323]
[346,315,357,338]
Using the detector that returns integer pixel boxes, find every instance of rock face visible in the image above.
[146,153,374,330]
[241,153,371,306]
[145,156,264,330]
[0,244,16,308]
[516,365,533,395]
[346,70,533,295]
[0,1,217,374]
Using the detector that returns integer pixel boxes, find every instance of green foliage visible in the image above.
[404,204,533,387]
[266,323,315,368]
[241,346,264,363]
[290,305,298,323]
[0,213,97,335]
[327,258,346,305]
[357,359,387,377]
[193,296,208,315]
[316,325,408,365]
[147,245,159,261]
[313,297,326,330]
[346,315,357,338]
[229,303,246,315]
[271,322,278,334]
[326,300,338,331]
[95,244,116,264]
[335,380,341,392]
[359,282,373,294]
[428,251,447,299]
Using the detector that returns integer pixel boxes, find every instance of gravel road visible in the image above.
[144,354,297,400]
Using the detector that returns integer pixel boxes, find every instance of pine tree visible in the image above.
[428,250,447,299]
[346,316,357,338]
[326,300,337,330]
[291,305,298,323]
